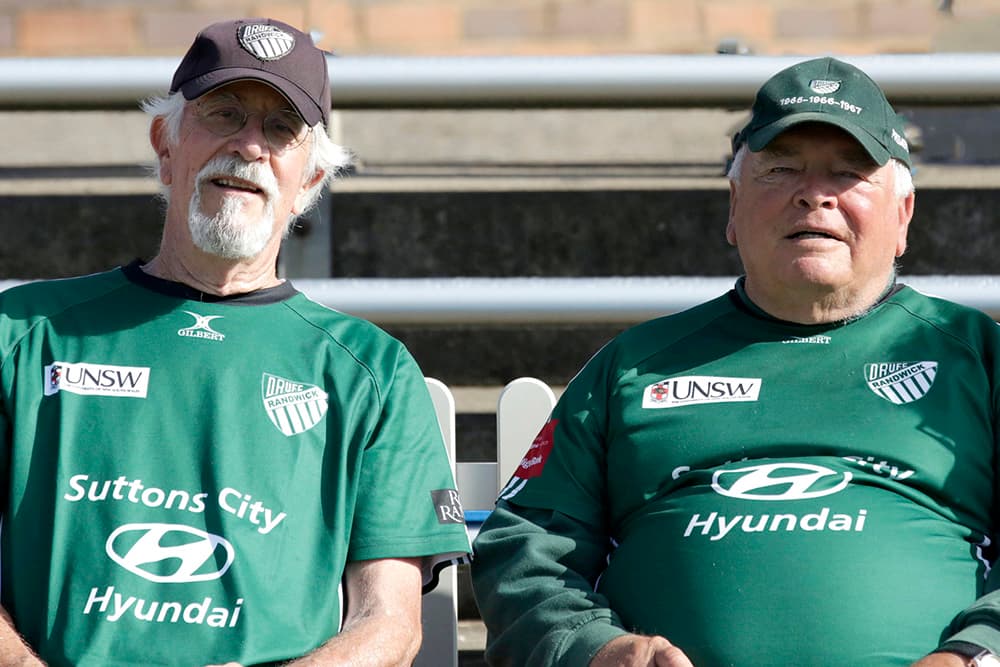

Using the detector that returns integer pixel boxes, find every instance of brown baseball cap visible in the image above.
[170,18,331,127]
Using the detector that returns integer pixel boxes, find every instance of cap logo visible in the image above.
[891,128,909,153]
[238,24,295,61]
[809,79,841,94]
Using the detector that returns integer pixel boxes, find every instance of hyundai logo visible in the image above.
[106,523,235,583]
[712,463,852,501]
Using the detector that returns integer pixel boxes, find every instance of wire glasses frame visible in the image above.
[193,95,312,154]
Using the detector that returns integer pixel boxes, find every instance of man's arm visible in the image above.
[285,557,423,667]
[0,606,44,666]
[472,501,693,666]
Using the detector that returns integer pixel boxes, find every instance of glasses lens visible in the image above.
[264,110,310,151]
[197,101,246,137]
[196,99,310,152]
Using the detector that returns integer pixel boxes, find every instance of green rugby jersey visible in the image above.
[473,283,1000,666]
[0,263,470,666]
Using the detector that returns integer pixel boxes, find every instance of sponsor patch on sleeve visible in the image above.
[431,489,465,525]
[516,419,557,479]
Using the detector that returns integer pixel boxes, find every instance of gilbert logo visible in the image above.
[809,79,841,94]
[712,463,852,501]
[643,376,761,409]
[178,311,225,342]
[238,24,295,61]
[864,361,937,404]
[261,373,329,436]
[44,362,150,398]
[106,523,235,583]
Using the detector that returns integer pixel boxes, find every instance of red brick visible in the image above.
[307,0,362,52]
[867,0,934,37]
[552,0,629,39]
[629,0,702,51]
[365,2,463,50]
[252,3,307,31]
[775,6,860,41]
[0,14,11,52]
[464,6,546,40]
[703,1,775,47]
[140,11,242,52]
[18,8,138,55]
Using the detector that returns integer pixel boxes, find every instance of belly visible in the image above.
[598,483,983,666]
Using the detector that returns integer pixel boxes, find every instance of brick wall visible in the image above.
[0,0,997,57]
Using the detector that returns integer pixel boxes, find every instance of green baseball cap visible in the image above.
[733,57,911,167]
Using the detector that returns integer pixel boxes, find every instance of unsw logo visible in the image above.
[261,373,329,436]
[44,361,150,398]
[642,375,762,409]
[864,361,937,404]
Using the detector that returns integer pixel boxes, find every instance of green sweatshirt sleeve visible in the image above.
[471,501,628,666]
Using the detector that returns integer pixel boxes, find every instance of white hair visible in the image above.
[726,142,914,200]
[141,92,353,216]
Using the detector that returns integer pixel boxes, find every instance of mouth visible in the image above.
[208,176,264,195]
[786,230,838,241]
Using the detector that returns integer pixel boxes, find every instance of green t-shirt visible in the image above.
[492,284,1000,665]
[0,263,471,666]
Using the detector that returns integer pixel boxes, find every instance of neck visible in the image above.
[742,275,895,325]
[143,245,283,296]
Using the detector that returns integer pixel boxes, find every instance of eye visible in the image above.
[264,111,307,145]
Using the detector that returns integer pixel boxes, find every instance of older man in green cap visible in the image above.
[471,57,1000,667]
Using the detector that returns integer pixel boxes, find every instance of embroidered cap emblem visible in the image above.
[864,361,938,404]
[261,373,329,436]
[809,79,841,94]
[238,24,296,61]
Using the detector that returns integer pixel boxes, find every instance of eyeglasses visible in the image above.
[193,97,311,153]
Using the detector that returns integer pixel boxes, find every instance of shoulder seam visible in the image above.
[279,297,388,407]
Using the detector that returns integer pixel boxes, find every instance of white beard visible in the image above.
[188,157,280,260]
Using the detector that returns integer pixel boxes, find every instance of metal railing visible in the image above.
[2,275,998,322]
[2,54,999,322]
[3,53,1000,109]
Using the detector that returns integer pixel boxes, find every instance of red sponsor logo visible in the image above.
[517,419,557,479]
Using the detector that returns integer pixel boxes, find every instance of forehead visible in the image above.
[757,123,875,164]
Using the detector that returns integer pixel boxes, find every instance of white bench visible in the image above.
[416,377,556,667]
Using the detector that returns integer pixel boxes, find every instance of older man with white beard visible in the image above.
[0,18,471,667]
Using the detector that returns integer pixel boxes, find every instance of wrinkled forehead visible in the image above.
[755,123,879,166]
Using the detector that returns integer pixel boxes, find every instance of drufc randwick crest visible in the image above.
[261,373,328,436]
[864,361,938,404]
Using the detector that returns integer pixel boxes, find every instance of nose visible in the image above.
[794,172,838,210]
[225,115,270,162]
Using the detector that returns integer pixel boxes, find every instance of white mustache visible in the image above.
[196,156,280,201]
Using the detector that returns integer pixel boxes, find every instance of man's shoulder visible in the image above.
[612,291,737,354]
[282,291,412,371]
[892,284,998,327]
[0,268,127,321]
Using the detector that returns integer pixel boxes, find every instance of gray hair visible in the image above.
[141,92,352,215]
[726,143,915,200]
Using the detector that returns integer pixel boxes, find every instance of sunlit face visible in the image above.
[154,81,322,260]
[727,123,914,316]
